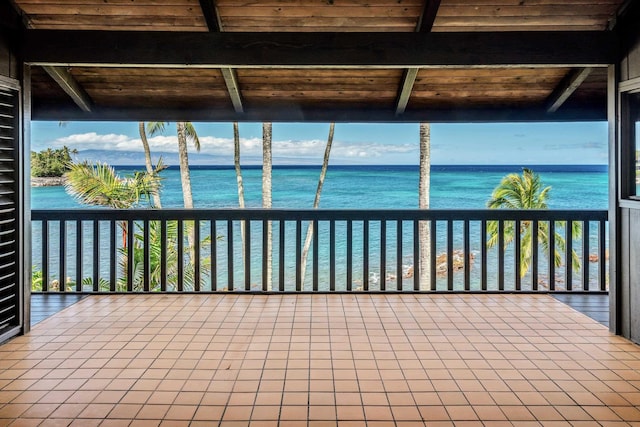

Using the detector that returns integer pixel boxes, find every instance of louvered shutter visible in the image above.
[0,82,20,342]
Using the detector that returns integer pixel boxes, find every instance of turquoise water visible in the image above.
[32,164,608,210]
[31,165,608,291]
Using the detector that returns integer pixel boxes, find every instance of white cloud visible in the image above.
[49,132,418,162]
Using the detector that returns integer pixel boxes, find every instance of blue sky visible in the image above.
[31,121,609,165]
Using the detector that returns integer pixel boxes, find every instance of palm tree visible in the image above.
[300,123,335,290]
[487,168,581,278]
[64,161,159,210]
[64,160,208,292]
[263,122,273,290]
[146,121,200,209]
[418,123,431,289]
[138,121,165,208]
[233,122,247,264]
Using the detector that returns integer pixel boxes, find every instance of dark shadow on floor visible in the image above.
[553,293,609,328]
[31,294,88,325]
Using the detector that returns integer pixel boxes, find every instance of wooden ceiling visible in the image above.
[9,0,630,122]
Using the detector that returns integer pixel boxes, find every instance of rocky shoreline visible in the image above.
[31,176,66,187]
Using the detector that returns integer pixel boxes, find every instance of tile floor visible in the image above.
[1,293,639,426]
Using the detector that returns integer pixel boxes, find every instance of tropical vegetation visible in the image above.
[487,168,581,278]
[31,146,77,177]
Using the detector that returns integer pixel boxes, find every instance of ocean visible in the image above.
[31,165,609,291]
[32,164,608,210]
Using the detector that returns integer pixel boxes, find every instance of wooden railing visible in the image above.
[31,209,608,293]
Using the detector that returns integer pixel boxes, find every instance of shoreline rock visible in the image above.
[31,176,66,187]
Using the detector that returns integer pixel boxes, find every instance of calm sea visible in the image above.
[32,164,608,210]
[31,165,608,290]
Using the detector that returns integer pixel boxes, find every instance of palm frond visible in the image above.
[146,121,167,137]
[184,122,201,152]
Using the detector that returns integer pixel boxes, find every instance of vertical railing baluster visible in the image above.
[177,220,184,291]
[532,220,539,291]
[110,220,116,292]
[279,221,285,291]
[296,220,302,291]
[226,220,232,291]
[243,220,249,292]
[413,220,419,291]
[262,220,267,292]
[161,220,167,291]
[515,219,521,291]
[330,221,336,291]
[42,220,49,292]
[211,220,218,291]
[498,220,504,291]
[76,220,82,292]
[397,220,402,291]
[549,221,555,291]
[599,219,606,291]
[143,220,150,292]
[59,220,66,292]
[430,220,436,291]
[93,221,99,292]
[347,220,353,291]
[380,221,386,291]
[582,220,590,291]
[481,220,487,291]
[313,220,319,292]
[127,219,134,292]
[363,220,369,291]
[566,220,573,291]
[447,220,453,291]
[464,220,470,291]
[194,219,201,292]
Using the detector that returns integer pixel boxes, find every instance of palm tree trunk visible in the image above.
[419,122,431,289]
[300,123,334,290]
[176,122,194,209]
[233,122,247,268]
[138,122,161,208]
[262,123,273,290]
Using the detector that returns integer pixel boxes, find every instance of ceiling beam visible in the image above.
[221,67,244,113]
[395,68,419,116]
[31,103,606,123]
[395,0,442,116]
[41,66,92,112]
[24,30,617,68]
[416,0,441,32]
[545,67,593,113]
[199,0,222,32]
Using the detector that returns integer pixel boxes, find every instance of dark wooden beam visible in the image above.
[395,68,419,115]
[31,102,606,123]
[221,67,243,113]
[24,30,618,68]
[545,67,593,113]
[199,0,222,32]
[41,66,92,112]
[416,0,441,32]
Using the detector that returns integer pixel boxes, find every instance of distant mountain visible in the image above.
[74,150,242,166]
[72,150,348,166]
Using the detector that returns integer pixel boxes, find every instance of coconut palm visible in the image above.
[64,160,160,210]
[263,122,273,290]
[418,122,431,289]
[487,168,581,278]
[146,121,200,209]
[138,122,165,208]
[233,122,247,264]
[300,123,335,290]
